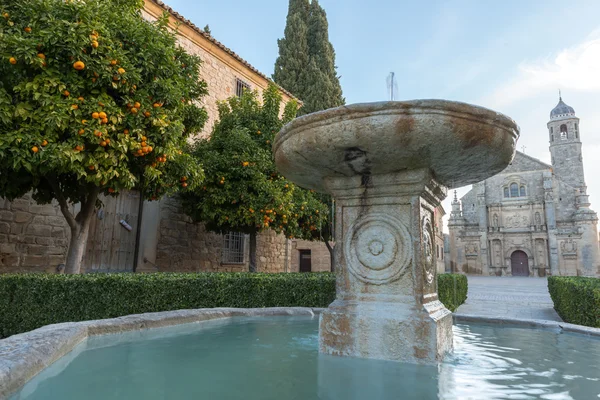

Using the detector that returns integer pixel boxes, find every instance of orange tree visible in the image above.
[181,84,329,272]
[0,0,207,273]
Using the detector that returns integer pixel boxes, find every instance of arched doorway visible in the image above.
[511,250,529,276]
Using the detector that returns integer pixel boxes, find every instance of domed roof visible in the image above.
[550,96,575,119]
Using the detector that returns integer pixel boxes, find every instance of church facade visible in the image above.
[448,96,600,277]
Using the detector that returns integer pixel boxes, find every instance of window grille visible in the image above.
[235,78,250,98]
[510,183,519,197]
[222,232,245,264]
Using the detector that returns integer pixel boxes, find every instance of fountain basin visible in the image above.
[274,100,519,191]
[274,100,520,364]
[8,315,600,400]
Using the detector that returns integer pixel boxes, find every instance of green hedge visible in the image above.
[437,273,468,312]
[548,276,600,328]
[0,272,468,338]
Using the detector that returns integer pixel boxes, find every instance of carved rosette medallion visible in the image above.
[344,213,411,284]
[422,217,435,284]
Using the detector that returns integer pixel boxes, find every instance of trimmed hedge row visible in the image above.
[438,273,468,312]
[548,276,600,328]
[0,272,468,338]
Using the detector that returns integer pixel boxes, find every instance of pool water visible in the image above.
[11,316,600,400]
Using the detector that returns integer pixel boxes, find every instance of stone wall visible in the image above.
[146,197,292,273]
[0,195,71,273]
[290,239,331,272]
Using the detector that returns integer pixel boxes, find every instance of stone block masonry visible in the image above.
[0,195,72,273]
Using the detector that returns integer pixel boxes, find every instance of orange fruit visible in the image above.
[88,165,95,170]
[2,12,8,18]
[141,141,147,147]
[91,78,97,83]
[41,140,48,147]
[181,182,188,188]
[123,129,129,135]
[153,103,161,108]
[37,53,45,59]
[63,90,70,97]
[113,76,119,81]
[146,146,153,152]
[141,136,147,141]
[9,57,16,65]
[31,146,39,153]
[130,107,138,114]
[71,104,78,110]
[73,61,85,70]
[105,139,110,145]
[78,129,85,135]
[98,111,107,119]
[92,112,99,119]
[117,68,125,74]
[144,111,151,117]
[77,96,84,101]
[81,119,88,125]
[101,118,108,124]
[134,102,141,109]
[94,130,102,137]
[110,60,117,66]
[108,188,115,193]
[91,40,99,48]
[180,176,187,181]
[100,140,107,147]
[24,27,31,33]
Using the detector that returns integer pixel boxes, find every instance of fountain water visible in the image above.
[274,100,519,363]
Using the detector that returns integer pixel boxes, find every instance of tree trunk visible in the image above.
[249,230,257,273]
[64,225,91,274]
[325,240,334,272]
[49,179,100,274]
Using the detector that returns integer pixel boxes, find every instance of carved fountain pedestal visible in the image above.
[274,101,519,364]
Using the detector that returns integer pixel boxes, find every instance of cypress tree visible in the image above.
[273,0,310,99]
[303,0,344,114]
[273,0,344,115]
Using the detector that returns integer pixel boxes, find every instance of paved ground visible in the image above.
[455,276,562,322]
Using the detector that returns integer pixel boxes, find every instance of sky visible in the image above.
[164,0,600,232]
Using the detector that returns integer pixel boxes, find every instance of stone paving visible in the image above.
[455,276,562,322]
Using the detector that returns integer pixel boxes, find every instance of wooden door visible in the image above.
[511,250,529,276]
[82,190,140,273]
[299,250,312,272]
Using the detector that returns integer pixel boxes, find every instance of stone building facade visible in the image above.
[448,96,600,277]
[0,0,332,274]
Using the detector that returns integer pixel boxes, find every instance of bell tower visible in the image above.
[547,93,585,188]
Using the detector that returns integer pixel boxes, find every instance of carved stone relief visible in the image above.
[465,242,479,258]
[344,212,412,285]
[422,216,435,285]
[560,239,577,259]
[505,213,529,228]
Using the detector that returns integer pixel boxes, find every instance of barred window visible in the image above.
[235,78,250,98]
[222,232,245,264]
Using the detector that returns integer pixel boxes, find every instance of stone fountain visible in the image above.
[274,100,519,364]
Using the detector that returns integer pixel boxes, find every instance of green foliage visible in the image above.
[0,272,468,337]
[0,0,208,204]
[180,84,329,240]
[548,276,600,328]
[437,273,468,312]
[0,272,336,338]
[273,0,344,115]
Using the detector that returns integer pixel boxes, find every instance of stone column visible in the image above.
[318,169,453,364]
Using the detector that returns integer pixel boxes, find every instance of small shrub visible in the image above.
[437,273,468,312]
[0,272,468,338]
[548,276,600,328]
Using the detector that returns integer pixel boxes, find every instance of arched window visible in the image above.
[504,187,509,198]
[560,124,568,139]
[520,185,526,196]
[510,183,519,197]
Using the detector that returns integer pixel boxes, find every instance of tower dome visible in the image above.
[550,95,575,119]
